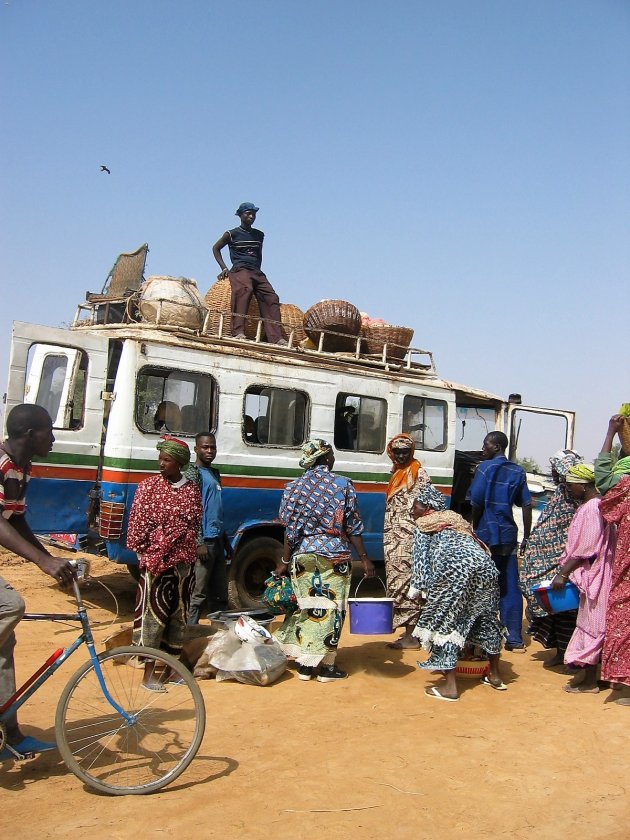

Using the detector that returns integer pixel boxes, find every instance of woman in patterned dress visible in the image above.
[549,464,616,694]
[410,483,505,702]
[383,434,429,649]
[274,439,375,682]
[595,415,630,703]
[519,450,583,668]
[127,436,202,690]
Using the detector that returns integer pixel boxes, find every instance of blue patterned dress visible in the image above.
[274,465,364,667]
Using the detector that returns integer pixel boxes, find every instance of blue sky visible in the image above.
[1,1,629,463]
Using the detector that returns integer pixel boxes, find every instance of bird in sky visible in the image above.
[100,165,111,174]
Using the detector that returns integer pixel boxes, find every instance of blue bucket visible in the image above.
[348,577,394,635]
[531,581,580,614]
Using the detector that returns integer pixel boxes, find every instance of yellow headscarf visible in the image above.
[565,463,595,484]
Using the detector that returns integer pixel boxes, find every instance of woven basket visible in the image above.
[620,417,630,454]
[280,303,306,343]
[138,276,206,330]
[303,299,362,352]
[361,323,414,361]
[455,659,490,680]
[204,277,263,339]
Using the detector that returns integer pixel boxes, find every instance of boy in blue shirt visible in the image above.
[187,433,232,625]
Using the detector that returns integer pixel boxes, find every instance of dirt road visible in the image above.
[1,551,628,840]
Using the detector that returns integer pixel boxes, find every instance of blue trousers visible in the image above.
[491,551,523,646]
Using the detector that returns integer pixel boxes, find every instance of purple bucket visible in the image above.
[348,577,394,635]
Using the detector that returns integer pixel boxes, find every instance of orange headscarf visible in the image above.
[386,434,421,501]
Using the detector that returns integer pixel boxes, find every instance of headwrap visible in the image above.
[415,482,447,511]
[299,438,332,469]
[612,456,630,478]
[157,435,191,466]
[386,434,422,501]
[565,463,595,485]
[414,483,490,553]
[549,449,583,478]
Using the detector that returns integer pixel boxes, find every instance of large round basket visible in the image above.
[138,276,206,330]
[280,303,306,343]
[362,323,414,361]
[620,417,630,454]
[204,277,263,339]
[303,300,362,352]
[455,659,490,680]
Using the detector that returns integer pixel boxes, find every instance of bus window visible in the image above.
[244,386,309,447]
[135,367,217,436]
[335,393,387,453]
[25,344,88,430]
[402,396,448,451]
[456,405,495,451]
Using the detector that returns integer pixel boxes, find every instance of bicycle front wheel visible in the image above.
[55,645,205,795]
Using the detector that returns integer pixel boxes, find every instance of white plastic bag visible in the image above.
[209,624,287,686]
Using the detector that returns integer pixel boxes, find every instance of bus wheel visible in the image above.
[228,536,282,610]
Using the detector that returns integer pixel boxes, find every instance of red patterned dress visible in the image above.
[600,476,630,685]
[127,474,202,654]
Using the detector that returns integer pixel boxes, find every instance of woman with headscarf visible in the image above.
[383,433,430,649]
[519,449,583,668]
[409,483,505,702]
[127,436,202,690]
[549,464,616,694]
[273,439,375,682]
[596,416,630,703]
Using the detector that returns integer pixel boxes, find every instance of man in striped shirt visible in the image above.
[0,404,75,759]
[212,202,287,345]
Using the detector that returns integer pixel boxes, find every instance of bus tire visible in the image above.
[228,536,283,610]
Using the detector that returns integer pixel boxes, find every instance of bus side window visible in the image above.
[402,396,447,451]
[243,386,309,447]
[335,393,387,453]
[135,367,217,437]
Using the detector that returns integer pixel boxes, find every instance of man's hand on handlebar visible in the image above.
[36,555,76,588]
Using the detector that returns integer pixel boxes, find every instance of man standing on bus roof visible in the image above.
[0,404,75,760]
[469,431,532,652]
[212,202,287,346]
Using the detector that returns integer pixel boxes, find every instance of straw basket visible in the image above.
[280,303,306,343]
[204,277,263,339]
[303,299,362,352]
[455,659,490,679]
[620,417,630,454]
[362,323,414,361]
[138,276,206,330]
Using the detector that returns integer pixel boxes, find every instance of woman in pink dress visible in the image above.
[550,464,616,694]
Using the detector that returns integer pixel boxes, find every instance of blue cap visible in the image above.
[236,202,259,215]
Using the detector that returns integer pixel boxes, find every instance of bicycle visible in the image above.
[0,564,206,795]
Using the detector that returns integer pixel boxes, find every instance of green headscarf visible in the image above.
[612,456,630,478]
[565,463,595,484]
[156,435,191,466]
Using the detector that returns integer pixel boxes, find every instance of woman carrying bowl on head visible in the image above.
[273,439,375,682]
[550,464,616,694]
[127,436,202,690]
[409,483,505,702]
[595,415,630,704]
[519,450,583,669]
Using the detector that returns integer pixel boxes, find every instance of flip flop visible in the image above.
[425,686,459,702]
[141,682,167,693]
[481,676,508,691]
[563,684,599,694]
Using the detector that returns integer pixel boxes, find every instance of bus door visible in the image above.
[5,321,110,534]
[506,404,576,472]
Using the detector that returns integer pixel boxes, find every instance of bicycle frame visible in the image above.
[0,578,134,743]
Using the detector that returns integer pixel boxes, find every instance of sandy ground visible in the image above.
[1,549,629,840]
